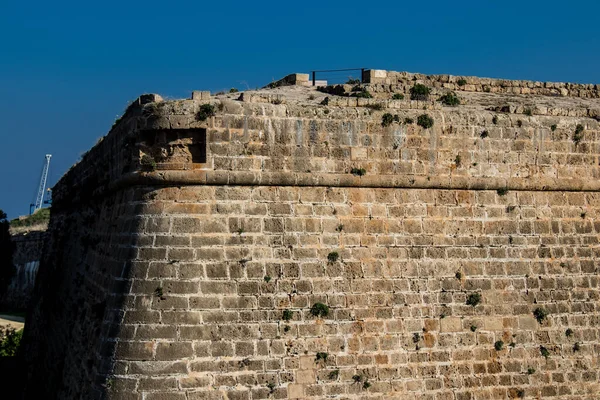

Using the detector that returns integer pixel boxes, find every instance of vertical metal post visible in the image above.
[312,71,316,86]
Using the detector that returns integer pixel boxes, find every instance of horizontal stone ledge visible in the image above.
[104,170,600,193]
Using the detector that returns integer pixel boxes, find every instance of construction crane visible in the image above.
[30,154,52,214]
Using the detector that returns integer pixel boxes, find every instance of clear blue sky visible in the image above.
[1,0,598,219]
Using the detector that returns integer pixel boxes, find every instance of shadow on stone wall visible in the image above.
[1,231,47,311]
[21,189,142,399]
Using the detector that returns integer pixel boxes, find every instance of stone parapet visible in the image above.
[50,88,600,210]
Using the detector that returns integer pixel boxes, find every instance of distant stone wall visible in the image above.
[21,73,600,400]
[1,231,46,310]
[363,69,600,98]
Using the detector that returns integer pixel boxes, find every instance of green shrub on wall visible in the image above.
[310,303,329,318]
[439,92,460,106]
[417,114,434,129]
[381,113,395,127]
[410,84,431,101]
[196,104,216,121]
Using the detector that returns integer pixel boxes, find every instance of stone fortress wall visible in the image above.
[1,231,47,310]
[361,69,600,98]
[22,69,600,399]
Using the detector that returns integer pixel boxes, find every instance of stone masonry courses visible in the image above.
[21,69,600,400]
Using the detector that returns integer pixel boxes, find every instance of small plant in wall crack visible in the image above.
[238,358,251,368]
[412,332,421,344]
[565,328,574,337]
[454,154,462,167]
[466,293,481,307]
[351,87,372,98]
[351,374,370,389]
[540,346,550,358]
[350,167,366,176]
[417,114,434,129]
[266,382,276,394]
[315,352,328,363]
[140,154,157,171]
[154,286,165,300]
[533,307,548,324]
[351,374,371,389]
[238,258,250,267]
[439,92,460,106]
[310,302,329,318]
[494,340,504,351]
[282,309,293,321]
[328,369,339,380]
[264,276,272,283]
[381,113,399,127]
[327,251,339,263]
[104,377,114,390]
[573,124,584,145]
[365,103,384,111]
[410,84,431,101]
[196,104,216,121]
